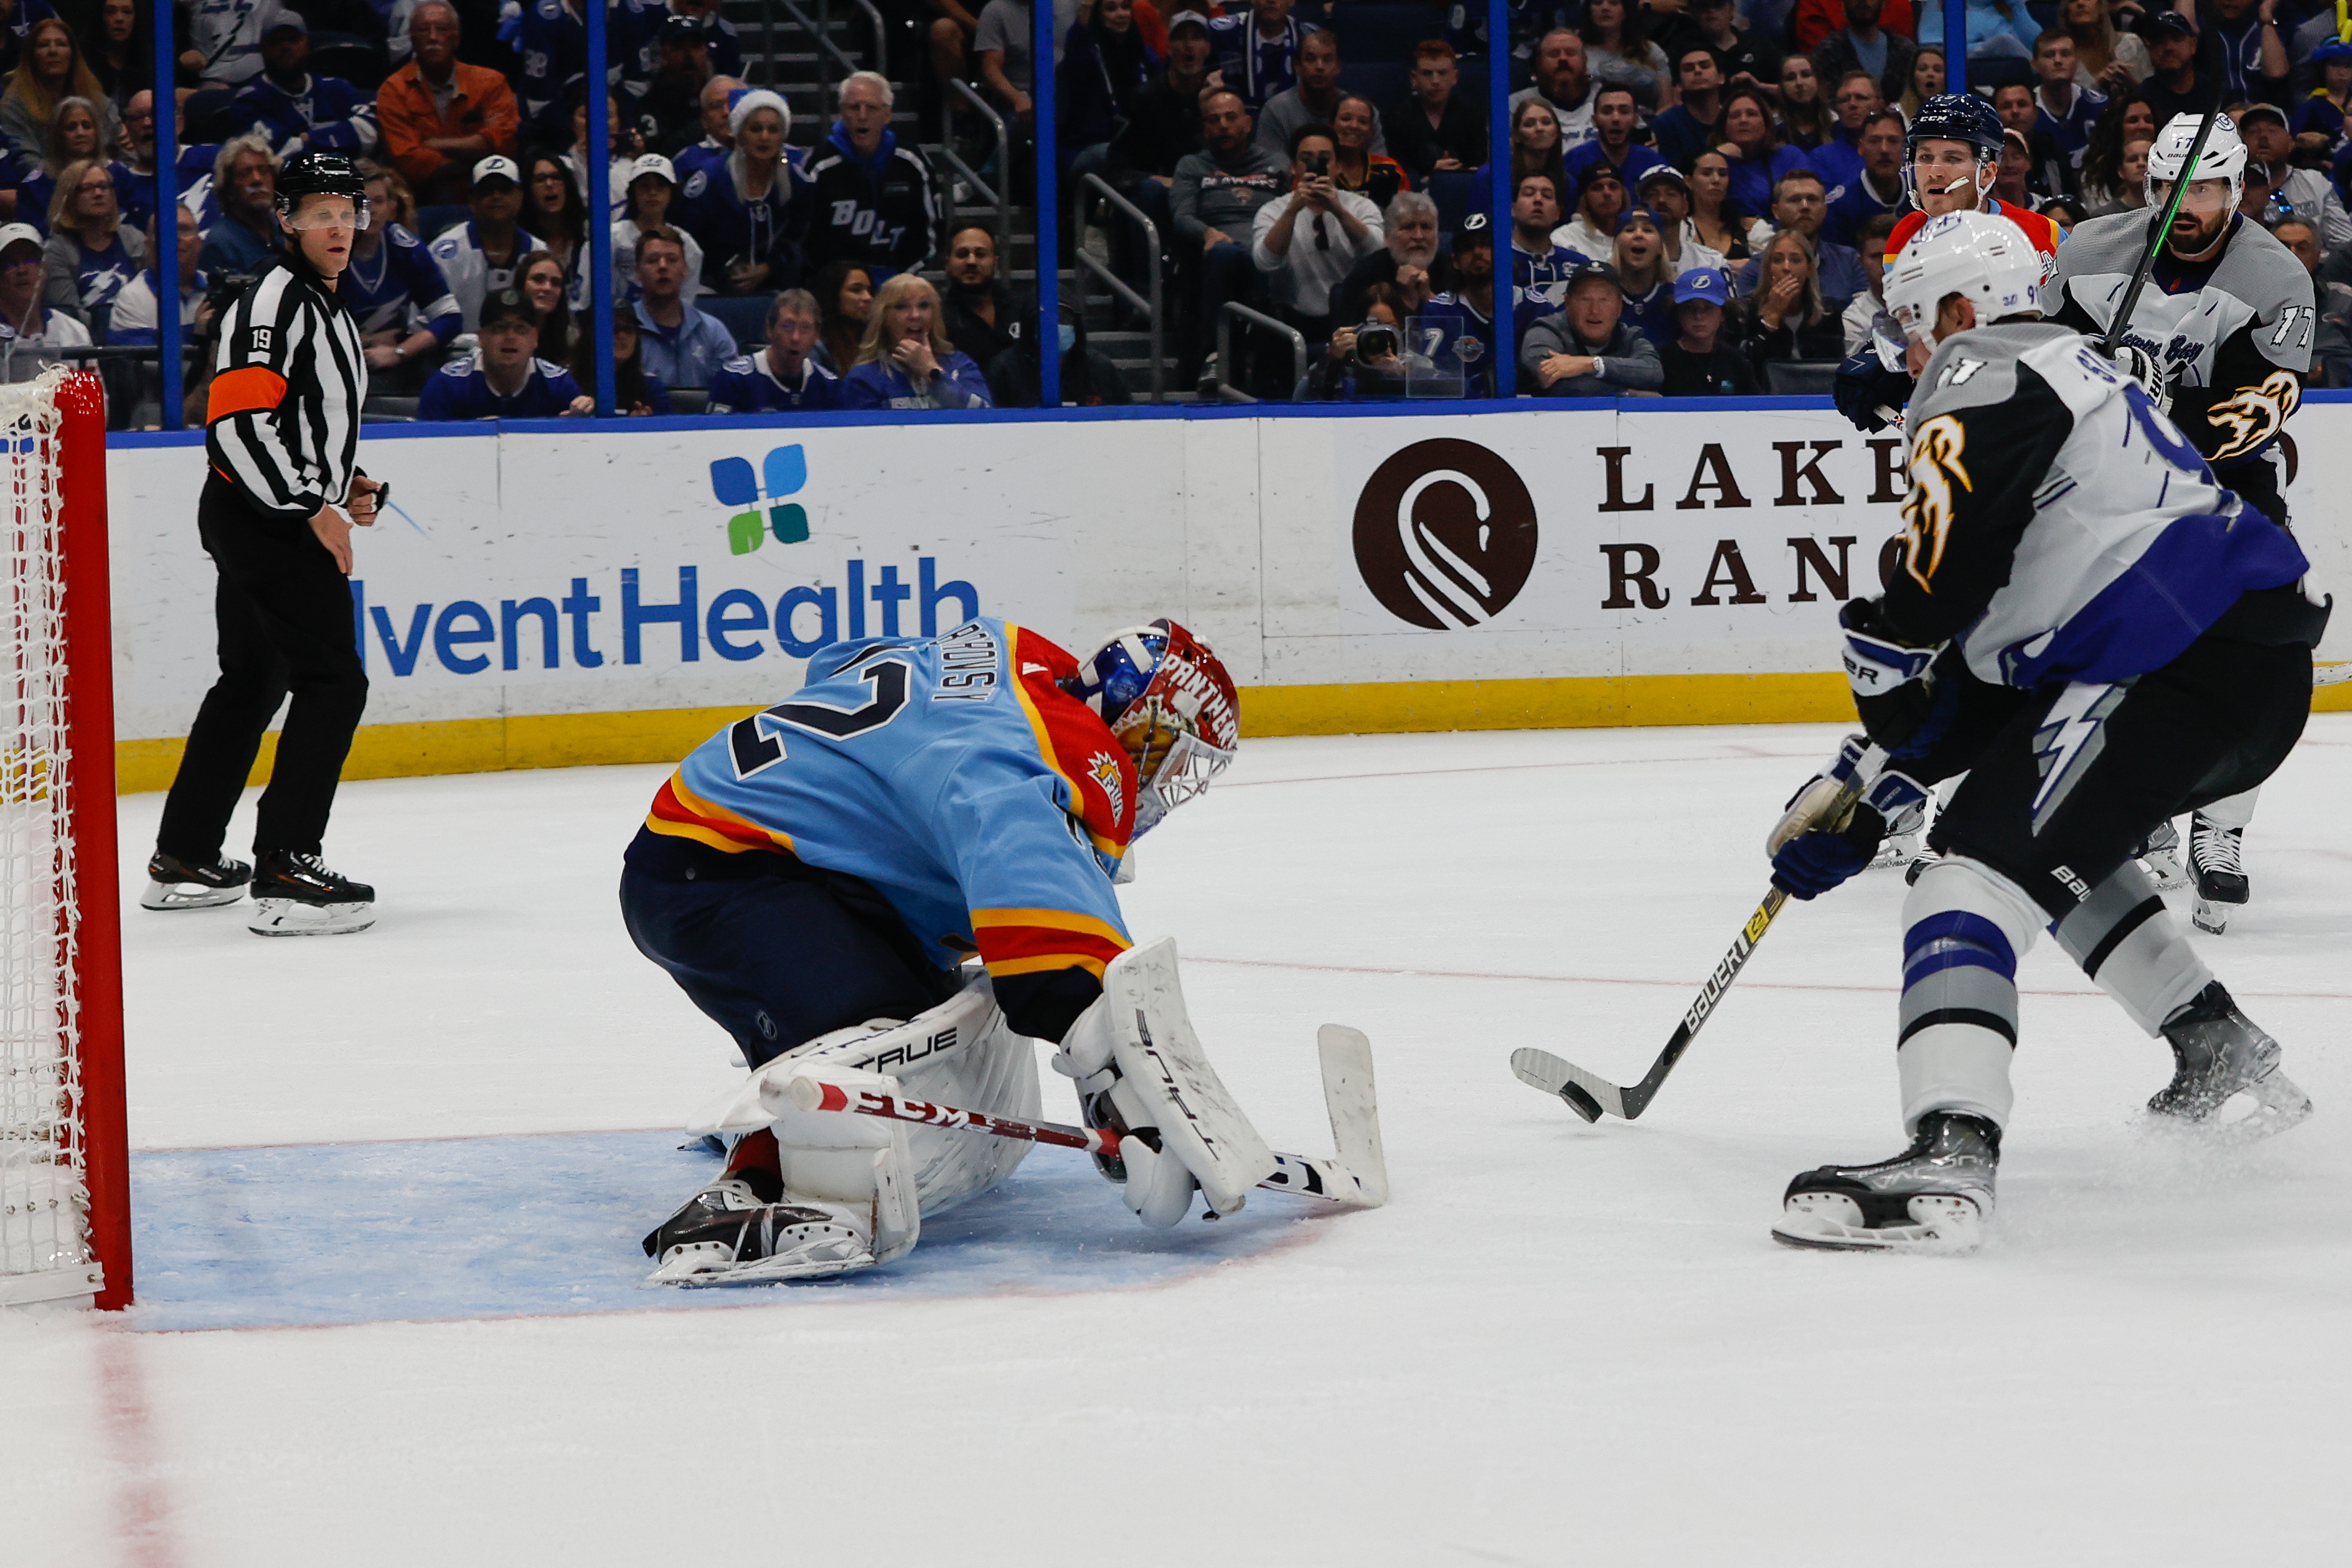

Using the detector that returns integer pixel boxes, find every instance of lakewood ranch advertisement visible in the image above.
[105,400,2345,751]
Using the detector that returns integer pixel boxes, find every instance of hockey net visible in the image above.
[0,369,127,1310]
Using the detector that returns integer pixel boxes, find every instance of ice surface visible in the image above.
[6,720,2349,1564]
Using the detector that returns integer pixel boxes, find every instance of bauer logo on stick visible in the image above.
[1352,439,1539,630]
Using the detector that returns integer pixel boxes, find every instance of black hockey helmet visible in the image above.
[1905,93,2003,164]
[275,151,370,224]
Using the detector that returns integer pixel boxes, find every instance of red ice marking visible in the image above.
[1185,954,2352,1004]
[97,1330,186,1568]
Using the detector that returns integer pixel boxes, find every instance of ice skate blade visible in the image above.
[1771,1192,1985,1254]
[247,898,375,937]
[140,879,245,911]
[2190,896,2236,936]
[642,1238,876,1287]
[2142,1070,2314,1145]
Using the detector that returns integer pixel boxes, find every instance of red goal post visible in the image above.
[0,369,128,1310]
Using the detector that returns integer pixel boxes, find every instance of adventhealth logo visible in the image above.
[712,443,809,553]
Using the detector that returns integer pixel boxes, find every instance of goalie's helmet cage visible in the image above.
[1066,620,1241,837]
[0,369,128,1311]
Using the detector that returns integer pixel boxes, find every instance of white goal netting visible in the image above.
[0,369,101,1307]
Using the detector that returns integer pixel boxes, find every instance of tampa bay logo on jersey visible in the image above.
[1352,439,1539,630]
[710,444,810,554]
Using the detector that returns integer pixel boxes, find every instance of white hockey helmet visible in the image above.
[1882,209,2044,342]
[2145,112,2247,211]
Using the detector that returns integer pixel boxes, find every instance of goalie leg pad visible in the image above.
[1896,858,2042,1134]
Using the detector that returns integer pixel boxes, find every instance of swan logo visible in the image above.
[1352,439,1538,629]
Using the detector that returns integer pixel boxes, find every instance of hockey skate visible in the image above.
[2188,815,2247,935]
[1771,1112,1998,1254]
[140,851,252,911]
[2145,983,2312,1142]
[2132,819,2190,893]
[247,851,375,936]
[641,1176,880,1285]
[1868,794,1927,871]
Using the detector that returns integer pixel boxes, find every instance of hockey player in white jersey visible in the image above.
[1763,212,2325,1253]
[2044,112,2318,933]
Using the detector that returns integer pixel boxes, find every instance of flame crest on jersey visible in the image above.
[2208,369,2302,462]
[1901,415,1972,591]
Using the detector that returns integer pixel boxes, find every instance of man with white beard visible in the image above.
[1332,190,1442,331]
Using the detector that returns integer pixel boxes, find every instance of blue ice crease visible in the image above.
[125,1132,1307,1331]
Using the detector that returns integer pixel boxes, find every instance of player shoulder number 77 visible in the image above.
[1510,745,1886,1122]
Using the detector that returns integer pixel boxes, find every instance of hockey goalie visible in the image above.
[621,617,1284,1284]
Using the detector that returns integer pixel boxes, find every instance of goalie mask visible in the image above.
[1066,621,1240,837]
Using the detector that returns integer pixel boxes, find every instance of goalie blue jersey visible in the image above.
[643,619,1138,982]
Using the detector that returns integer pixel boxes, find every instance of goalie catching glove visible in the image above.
[1767,735,1930,900]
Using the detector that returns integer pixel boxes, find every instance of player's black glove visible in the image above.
[1833,343,1911,434]
[1839,598,1948,751]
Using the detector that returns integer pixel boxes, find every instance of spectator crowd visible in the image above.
[27,0,2352,420]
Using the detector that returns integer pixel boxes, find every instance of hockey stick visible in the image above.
[1510,747,1885,1124]
[788,1024,1388,1211]
[2100,102,2222,357]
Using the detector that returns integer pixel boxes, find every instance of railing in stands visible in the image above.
[938,80,1014,269]
[1073,175,1164,405]
[1214,304,1309,405]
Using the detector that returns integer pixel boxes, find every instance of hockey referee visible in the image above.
[143,153,384,937]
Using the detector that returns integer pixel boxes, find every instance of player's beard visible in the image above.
[2166,203,2229,260]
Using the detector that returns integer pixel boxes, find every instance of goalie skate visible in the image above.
[1770,1112,1998,1254]
[640,1178,880,1286]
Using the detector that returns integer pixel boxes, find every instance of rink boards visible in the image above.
[102,401,2352,790]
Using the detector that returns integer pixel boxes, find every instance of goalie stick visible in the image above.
[790,1024,1388,1211]
[1510,746,1884,1124]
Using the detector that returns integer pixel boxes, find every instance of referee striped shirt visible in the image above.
[205,252,367,522]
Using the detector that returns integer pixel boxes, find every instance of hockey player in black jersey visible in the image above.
[1763,212,2324,1253]
[2044,112,2317,934]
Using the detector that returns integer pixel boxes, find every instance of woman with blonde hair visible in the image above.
[2,18,117,165]
[20,97,131,232]
[41,157,140,326]
[1741,228,1843,377]
[2061,0,2147,93]
[840,272,991,410]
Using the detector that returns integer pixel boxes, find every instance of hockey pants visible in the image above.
[619,829,961,1070]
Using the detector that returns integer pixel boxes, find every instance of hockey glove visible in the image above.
[2104,342,2172,413]
[1769,769,1930,900]
[1053,997,1200,1228]
[1840,599,1947,751]
[1833,343,1911,434]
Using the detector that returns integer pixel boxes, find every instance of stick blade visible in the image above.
[1316,1025,1388,1207]
[1510,1048,1626,1123]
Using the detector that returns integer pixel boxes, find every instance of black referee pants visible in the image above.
[155,476,369,862]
